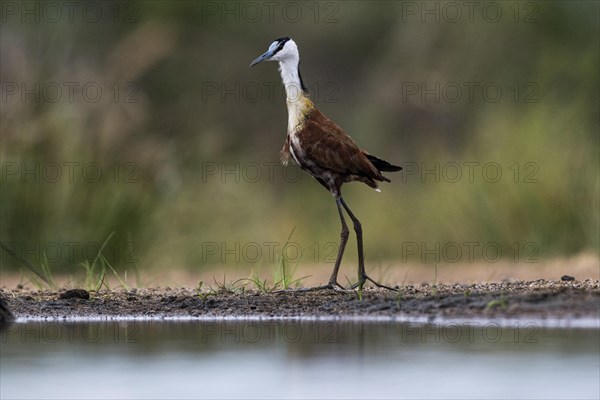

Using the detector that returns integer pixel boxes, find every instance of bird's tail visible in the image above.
[366,154,402,172]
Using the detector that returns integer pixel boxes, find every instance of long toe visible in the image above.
[284,284,340,293]
[329,281,348,290]
[349,275,398,292]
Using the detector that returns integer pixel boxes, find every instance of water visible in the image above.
[1,319,598,399]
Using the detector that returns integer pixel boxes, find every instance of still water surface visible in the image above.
[1,319,598,399]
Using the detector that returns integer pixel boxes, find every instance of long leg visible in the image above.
[339,197,397,292]
[292,197,347,291]
[327,197,349,287]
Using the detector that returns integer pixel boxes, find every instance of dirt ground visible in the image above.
[2,279,598,322]
[1,255,599,323]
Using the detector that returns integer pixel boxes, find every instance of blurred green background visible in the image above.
[1,1,598,279]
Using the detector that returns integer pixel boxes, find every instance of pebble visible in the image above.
[59,289,90,300]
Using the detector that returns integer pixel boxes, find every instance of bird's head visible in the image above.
[250,37,299,67]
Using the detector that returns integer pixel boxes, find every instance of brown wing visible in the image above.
[298,108,384,181]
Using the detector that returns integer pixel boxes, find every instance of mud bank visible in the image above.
[1,280,598,325]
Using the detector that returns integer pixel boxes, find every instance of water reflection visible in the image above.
[1,321,599,399]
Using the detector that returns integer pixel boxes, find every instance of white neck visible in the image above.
[278,57,303,102]
[280,58,308,134]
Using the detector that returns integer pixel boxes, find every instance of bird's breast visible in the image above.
[286,96,313,134]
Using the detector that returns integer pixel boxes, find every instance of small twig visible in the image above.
[0,240,51,285]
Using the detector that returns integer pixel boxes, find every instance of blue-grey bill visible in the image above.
[250,50,272,67]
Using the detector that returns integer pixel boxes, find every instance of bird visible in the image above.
[250,37,402,291]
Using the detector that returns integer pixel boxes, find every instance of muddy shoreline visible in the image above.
[1,280,598,325]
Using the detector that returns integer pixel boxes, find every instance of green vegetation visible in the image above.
[1,2,598,279]
[242,228,310,292]
[36,253,57,291]
[272,228,310,290]
[77,233,130,291]
[6,233,130,291]
[195,229,310,294]
[198,274,247,297]
[486,297,509,311]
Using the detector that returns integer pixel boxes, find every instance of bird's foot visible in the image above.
[276,282,347,293]
[349,275,399,292]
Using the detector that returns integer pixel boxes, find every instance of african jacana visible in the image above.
[251,37,402,291]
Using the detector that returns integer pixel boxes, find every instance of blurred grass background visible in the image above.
[1,1,598,280]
